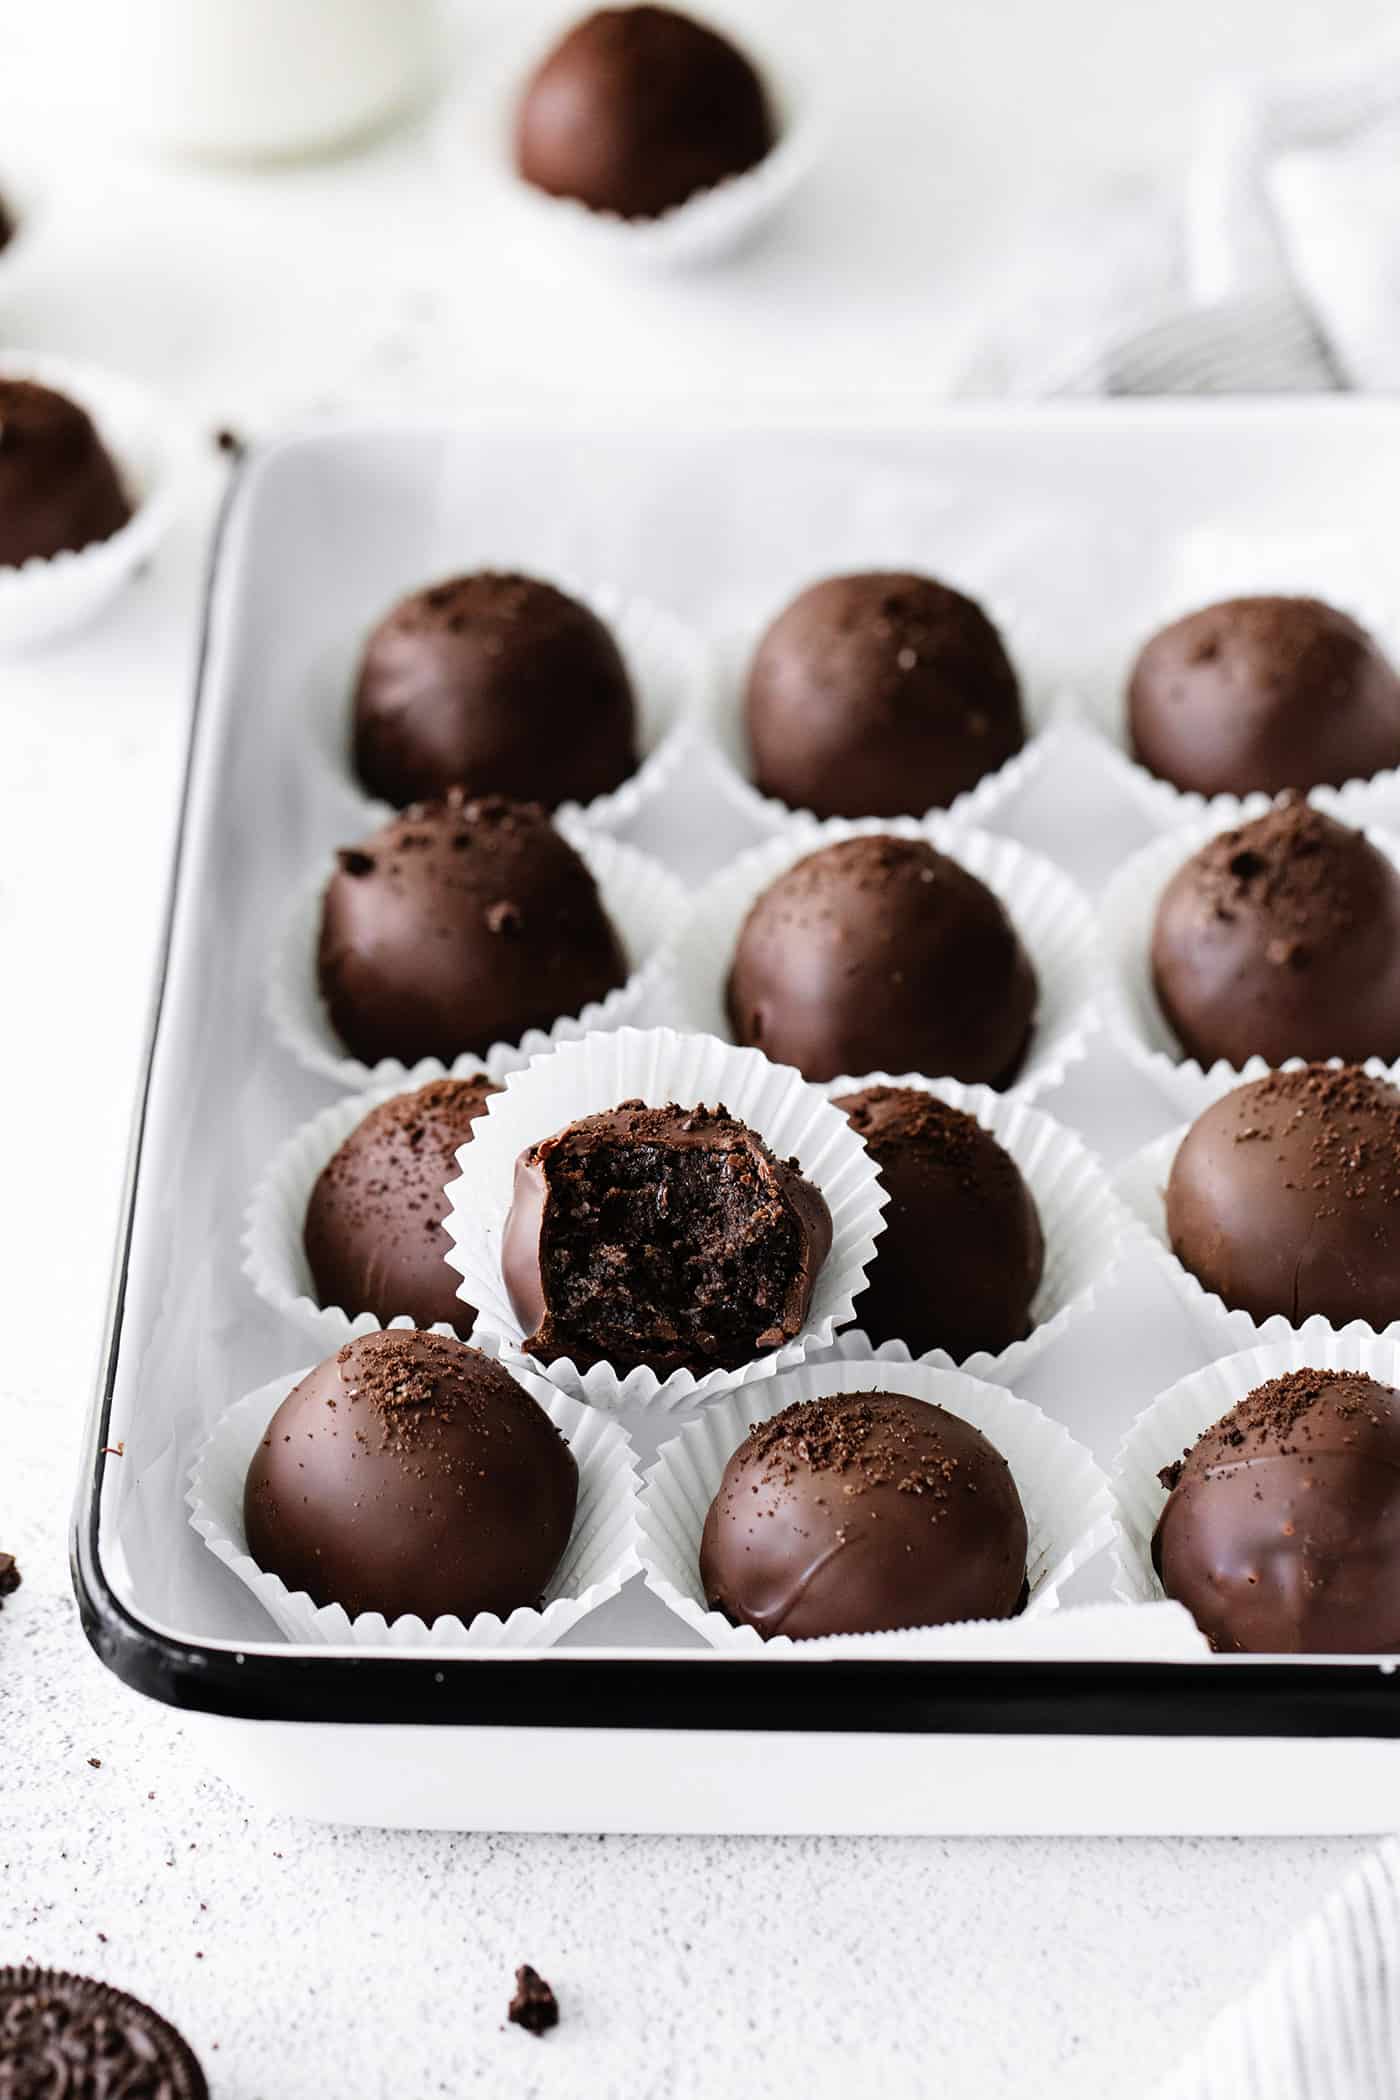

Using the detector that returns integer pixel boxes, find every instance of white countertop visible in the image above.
[1,4,1391,2094]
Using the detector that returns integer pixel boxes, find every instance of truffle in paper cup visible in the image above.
[243,1048,529,1349]
[1110,1323,1400,1617]
[666,812,1100,1103]
[815,1077,1133,1385]
[0,351,195,650]
[187,1359,641,1649]
[267,816,687,1090]
[442,1025,888,1412]
[635,1354,1115,1652]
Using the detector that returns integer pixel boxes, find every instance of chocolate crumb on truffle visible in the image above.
[0,1551,19,1605]
[317,791,629,1067]
[727,833,1038,1085]
[746,572,1025,819]
[0,378,131,568]
[0,1968,208,2099]
[1153,1368,1400,1653]
[835,1085,1044,1358]
[1165,1063,1400,1327]
[304,1073,502,1336]
[243,1330,578,1624]
[515,4,776,219]
[700,1389,1029,1639]
[508,1965,559,2037]
[502,1100,833,1374]
[353,572,639,811]
[1128,595,1400,798]
[1151,794,1400,1069]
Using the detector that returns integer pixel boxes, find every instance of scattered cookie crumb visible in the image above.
[87,1758,102,1770]
[0,1552,20,1605]
[508,1965,558,2037]
[213,427,246,459]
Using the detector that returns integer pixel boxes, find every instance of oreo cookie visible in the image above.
[0,1968,208,2098]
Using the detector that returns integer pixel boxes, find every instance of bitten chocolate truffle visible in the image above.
[1165,1064,1400,1327]
[317,791,629,1067]
[1128,595,1400,798]
[515,4,775,219]
[0,378,131,568]
[0,1968,208,2100]
[352,572,639,811]
[502,1100,832,1374]
[1151,795,1400,1069]
[243,1330,578,1623]
[700,1390,1028,1638]
[304,1073,502,1335]
[745,572,1026,819]
[835,1085,1044,1358]
[727,834,1038,1086]
[1154,1368,1400,1653]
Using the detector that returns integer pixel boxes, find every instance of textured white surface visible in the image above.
[0,2,1393,2093]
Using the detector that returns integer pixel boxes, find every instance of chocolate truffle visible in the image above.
[0,378,131,568]
[1154,1368,1400,1653]
[515,5,775,219]
[1127,595,1400,798]
[317,791,629,1067]
[700,1389,1028,1638]
[1165,1064,1400,1328]
[352,571,639,811]
[745,572,1025,819]
[835,1085,1044,1357]
[0,1970,208,2099]
[0,195,12,254]
[502,1099,833,1374]
[1151,795,1400,1069]
[303,1073,502,1335]
[727,834,1038,1086]
[243,1330,577,1623]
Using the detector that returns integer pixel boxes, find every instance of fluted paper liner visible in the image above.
[243,1046,530,1348]
[636,1350,1116,1652]
[814,1074,1132,1384]
[1111,1325,1400,1623]
[0,351,195,649]
[1100,800,1400,1118]
[267,817,687,1090]
[187,1360,642,1649]
[442,1025,889,1411]
[1115,1057,1400,1354]
[666,812,1100,1104]
[796,1601,1210,1661]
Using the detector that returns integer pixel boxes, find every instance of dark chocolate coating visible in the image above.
[316,790,629,1066]
[0,196,12,254]
[514,4,775,219]
[835,1085,1043,1358]
[1128,595,1400,798]
[1151,795,1400,1069]
[352,571,639,811]
[727,833,1038,1086]
[745,571,1025,819]
[0,378,131,567]
[502,1099,833,1373]
[304,1073,501,1336]
[700,1389,1028,1639]
[0,1967,208,2100]
[1166,1064,1400,1328]
[243,1330,577,1623]
[1153,1368,1400,1653]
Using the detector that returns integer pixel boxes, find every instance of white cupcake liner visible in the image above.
[0,350,197,650]
[438,24,823,272]
[1099,801,1400,1118]
[305,575,712,837]
[795,1601,1211,1661]
[187,1359,642,1649]
[1110,1324,1400,1623]
[443,1024,889,1412]
[243,1046,532,1348]
[635,1353,1116,1652]
[1114,1057,1400,1354]
[665,812,1101,1104]
[813,1076,1132,1384]
[267,814,688,1091]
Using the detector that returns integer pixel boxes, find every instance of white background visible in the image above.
[0,4,1392,2095]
